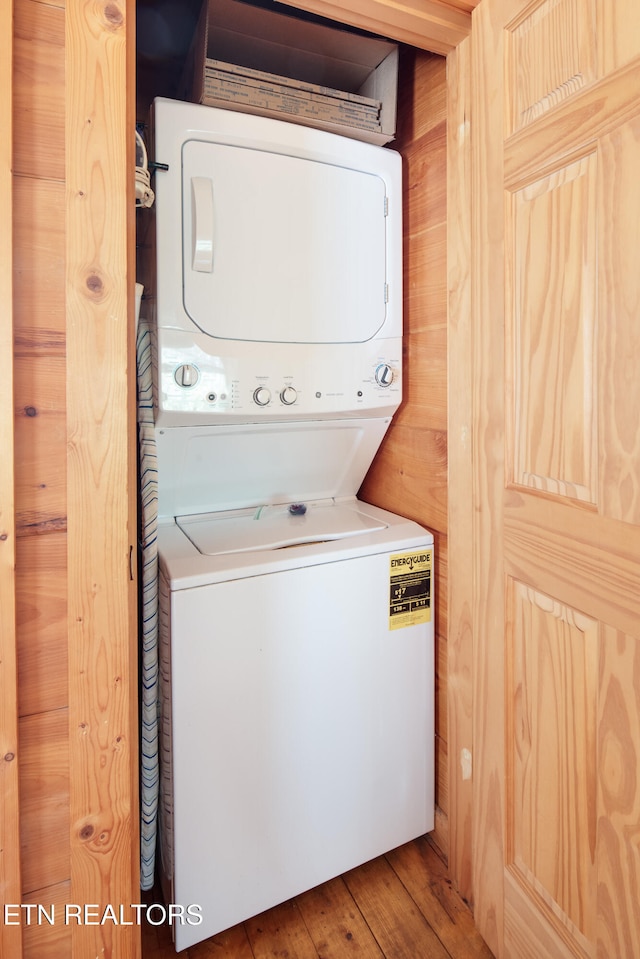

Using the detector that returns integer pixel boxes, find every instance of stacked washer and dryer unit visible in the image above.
[152,96,434,952]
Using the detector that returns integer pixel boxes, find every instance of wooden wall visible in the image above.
[360,47,449,858]
[1,1,21,956]
[11,1,139,956]
[13,1,70,952]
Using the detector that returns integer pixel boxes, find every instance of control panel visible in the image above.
[155,329,402,427]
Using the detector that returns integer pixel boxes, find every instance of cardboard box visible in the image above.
[184,0,398,145]
[203,59,383,133]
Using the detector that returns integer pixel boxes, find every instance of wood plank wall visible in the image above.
[13,1,70,952]
[12,1,140,956]
[1,0,22,956]
[360,47,449,858]
[66,1,140,957]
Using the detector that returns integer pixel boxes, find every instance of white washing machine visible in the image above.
[151,98,434,951]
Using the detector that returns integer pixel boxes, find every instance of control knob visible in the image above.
[174,364,199,388]
[280,386,297,405]
[375,363,394,387]
[253,386,271,407]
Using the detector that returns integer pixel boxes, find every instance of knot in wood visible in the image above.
[4,752,15,762]
[24,406,37,417]
[104,2,124,27]
[80,823,94,841]
[86,273,104,296]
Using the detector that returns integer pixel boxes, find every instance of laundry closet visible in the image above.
[137,0,451,851]
[5,0,462,956]
[136,0,450,949]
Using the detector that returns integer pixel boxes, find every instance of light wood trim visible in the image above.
[470,2,507,953]
[279,0,472,55]
[0,0,23,954]
[66,1,139,956]
[446,34,474,903]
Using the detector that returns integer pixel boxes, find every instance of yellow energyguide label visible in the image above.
[389,549,432,630]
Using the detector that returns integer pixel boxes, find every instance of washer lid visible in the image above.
[155,418,391,519]
[177,501,387,556]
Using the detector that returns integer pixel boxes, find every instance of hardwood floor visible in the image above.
[142,836,493,958]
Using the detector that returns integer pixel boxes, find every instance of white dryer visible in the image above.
[150,98,434,952]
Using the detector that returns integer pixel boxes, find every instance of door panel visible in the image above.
[507,581,597,942]
[597,626,640,956]
[472,1,640,957]
[600,0,640,74]
[509,152,597,502]
[506,0,596,134]
[598,118,640,524]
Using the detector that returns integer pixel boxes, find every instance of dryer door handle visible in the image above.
[191,177,214,273]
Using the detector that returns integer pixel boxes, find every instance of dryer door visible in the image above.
[182,139,387,344]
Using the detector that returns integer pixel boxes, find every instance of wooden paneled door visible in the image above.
[471,1,640,957]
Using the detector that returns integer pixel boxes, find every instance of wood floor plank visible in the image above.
[140,911,164,959]
[296,875,385,958]
[188,922,255,958]
[245,898,319,959]
[143,907,255,959]
[140,841,493,959]
[386,839,494,958]
[343,856,451,959]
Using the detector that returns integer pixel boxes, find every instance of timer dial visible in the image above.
[174,364,199,388]
[375,363,394,387]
